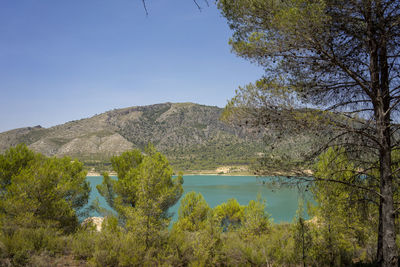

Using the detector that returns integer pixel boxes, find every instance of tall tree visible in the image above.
[0,144,90,233]
[218,0,400,266]
[97,144,183,249]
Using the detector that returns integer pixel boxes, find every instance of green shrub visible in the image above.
[0,227,65,266]
[71,229,98,260]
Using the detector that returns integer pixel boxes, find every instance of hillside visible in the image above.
[0,103,264,172]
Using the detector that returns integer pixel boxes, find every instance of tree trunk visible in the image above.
[375,57,396,266]
[377,200,383,264]
[378,116,397,267]
[379,153,397,266]
[369,2,397,265]
[373,69,397,266]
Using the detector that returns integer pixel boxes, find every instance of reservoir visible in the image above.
[86,175,309,223]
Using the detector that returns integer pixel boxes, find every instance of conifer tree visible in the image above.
[0,144,90,234]
[218,1,400,265]
[97,144,183,249]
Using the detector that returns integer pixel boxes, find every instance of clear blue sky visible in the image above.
[0,0,264,132]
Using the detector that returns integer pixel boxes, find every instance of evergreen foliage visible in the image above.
[97,144,183,222]
[214,198,245,231]
[174,191,211,232]
[0,144,90,265]
[0,143,392,266]
[217,0,400,265]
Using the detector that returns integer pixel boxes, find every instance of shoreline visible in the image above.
[181,172,256,176]
[86,173,257,177]
[86,171,117,177]
[86,167,313,178]
[86,171,311,177]
[86,171,256,177]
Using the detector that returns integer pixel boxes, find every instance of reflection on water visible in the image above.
[86,175,310,223]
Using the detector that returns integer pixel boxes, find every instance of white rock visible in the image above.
[81,217,104,232]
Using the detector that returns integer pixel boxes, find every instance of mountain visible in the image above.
[0,103,263,172]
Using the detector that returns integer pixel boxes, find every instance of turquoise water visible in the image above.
[86,175,307,223]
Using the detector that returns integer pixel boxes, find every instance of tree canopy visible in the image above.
[218,0,400,266]
[0,144,90,233]
[97,144,183,250]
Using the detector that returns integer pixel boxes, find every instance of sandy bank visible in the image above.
[86,171,117,177]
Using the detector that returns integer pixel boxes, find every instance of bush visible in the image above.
[71,228,98,260]
[0,227,66,266]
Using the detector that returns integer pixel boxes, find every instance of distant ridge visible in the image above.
[0,102,263,172]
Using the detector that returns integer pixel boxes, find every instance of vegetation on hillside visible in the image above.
[0,103,269,173]
[0,102,336,175]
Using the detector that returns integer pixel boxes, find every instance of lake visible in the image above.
[86,175,308,223]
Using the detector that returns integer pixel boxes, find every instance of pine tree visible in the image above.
[218,1,400,265]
